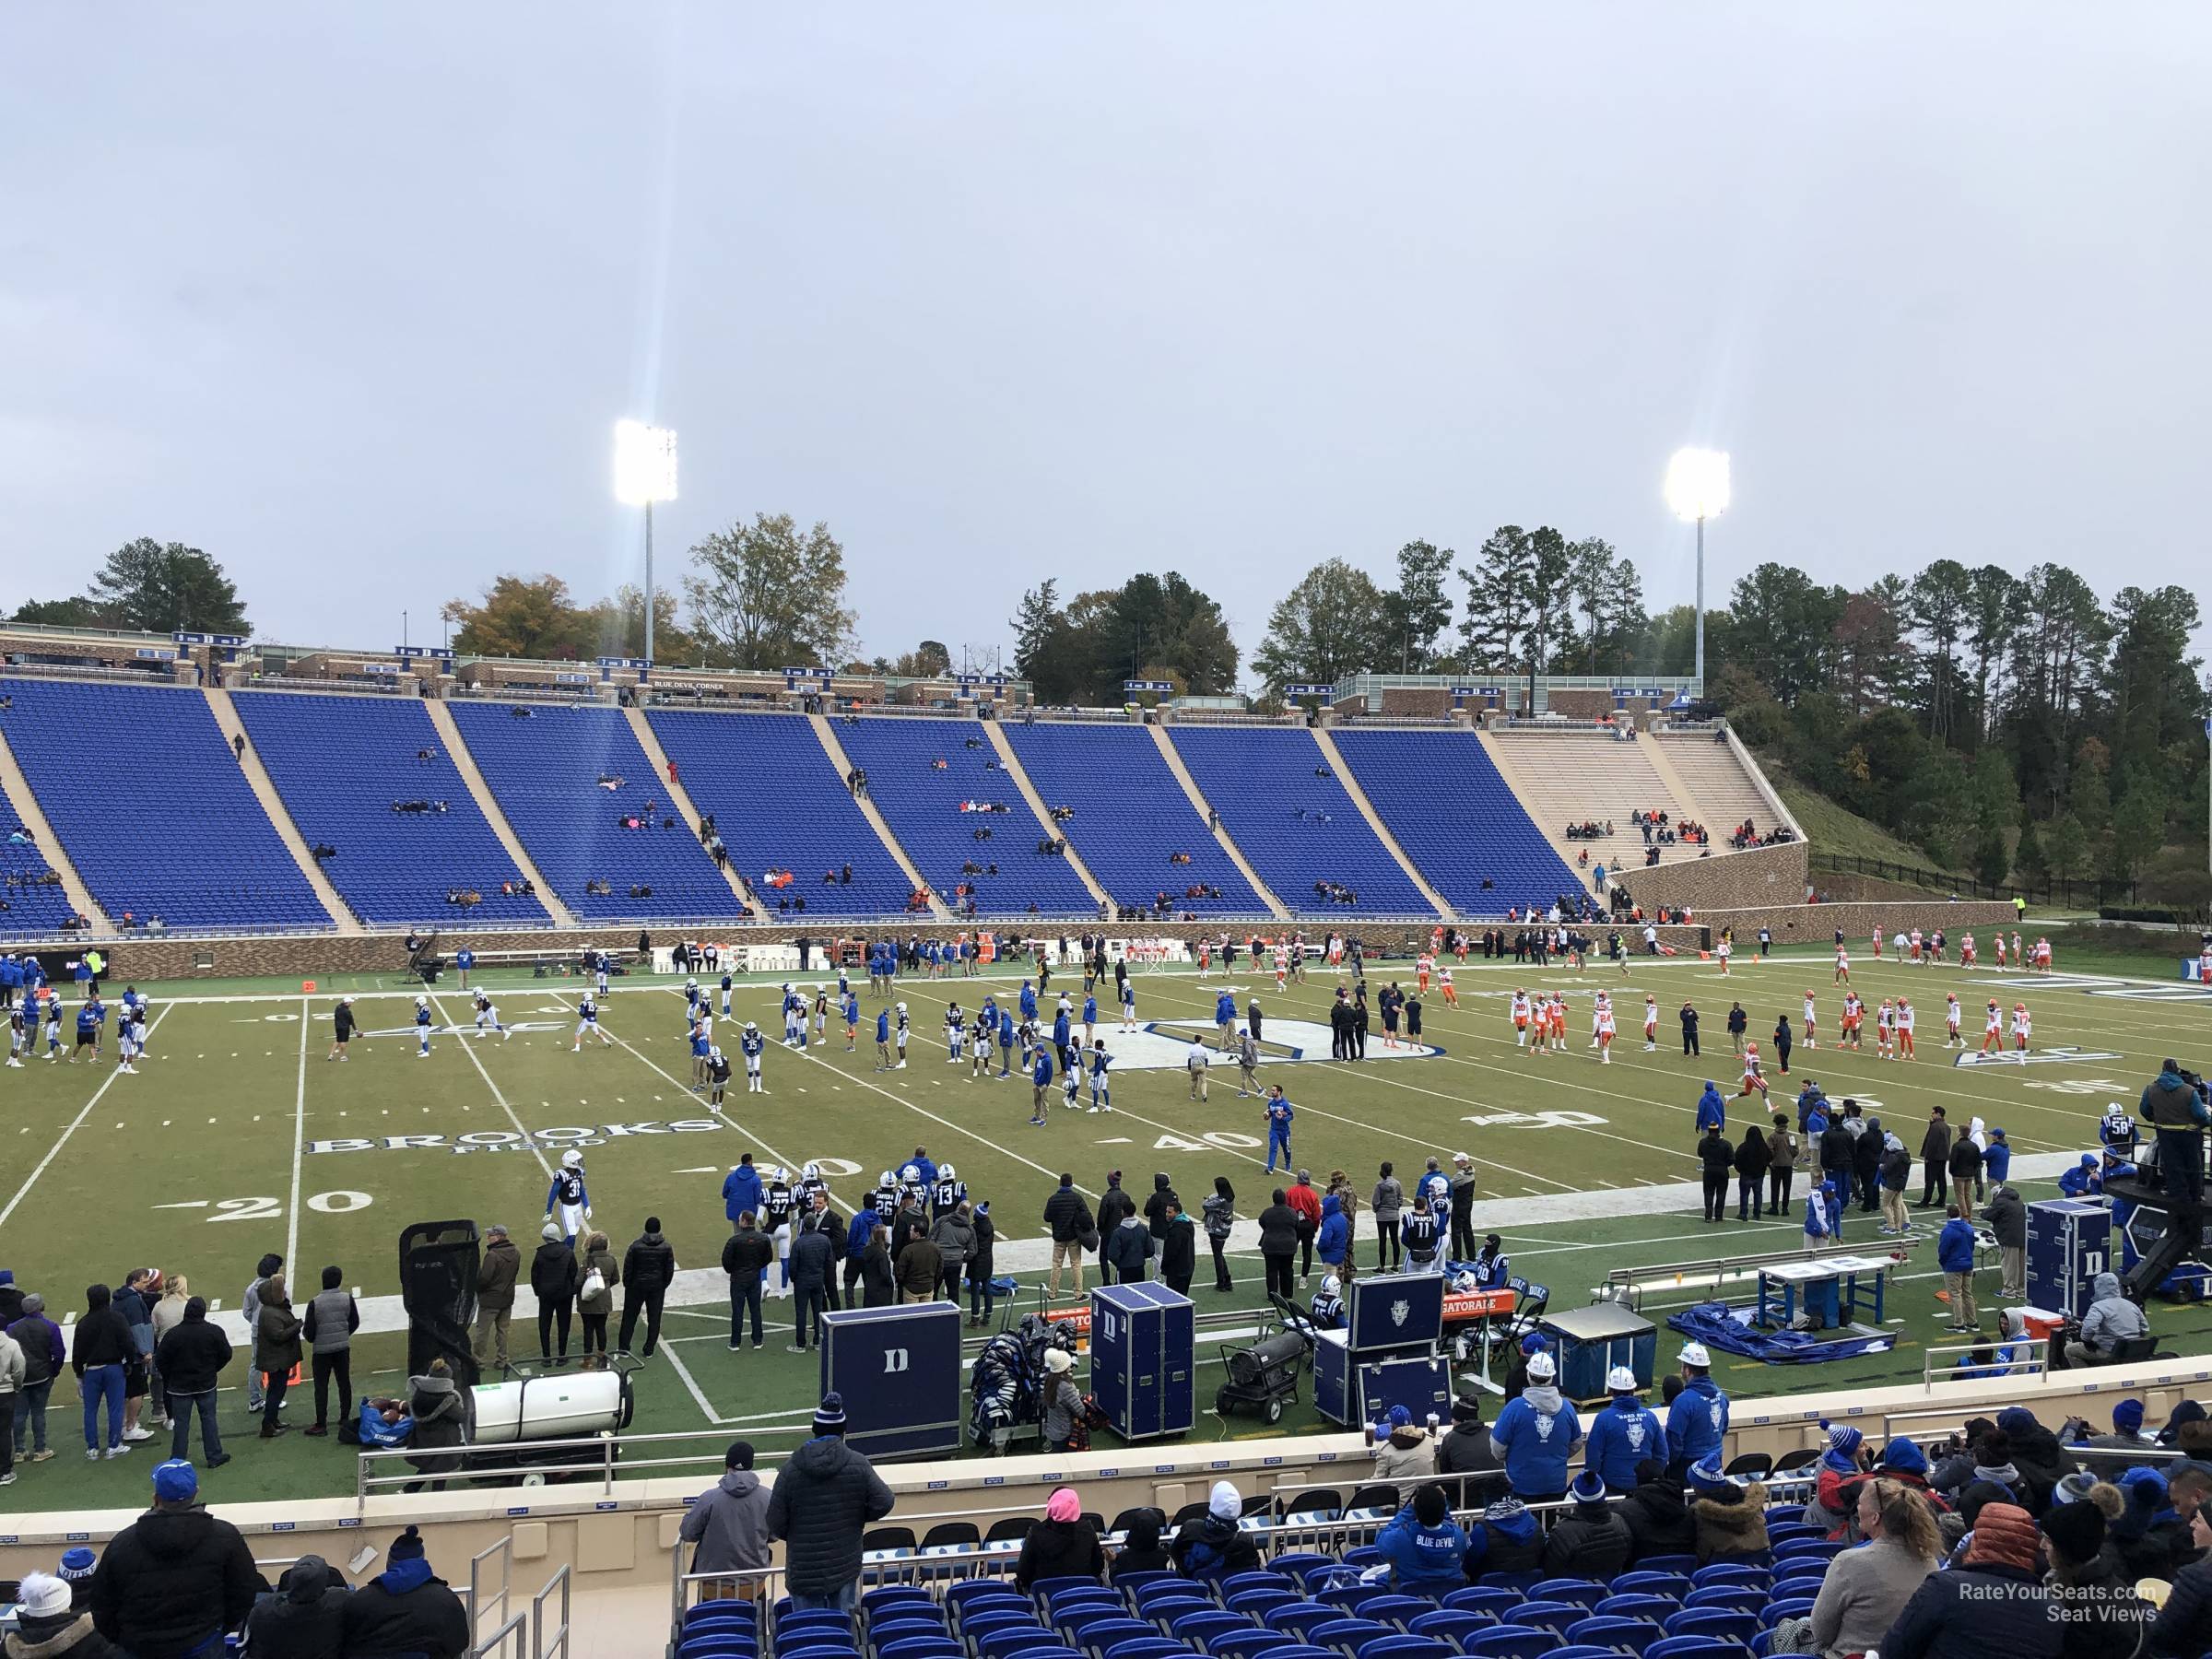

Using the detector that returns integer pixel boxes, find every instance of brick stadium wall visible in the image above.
[1379,688,1453,718]
[1606,840,1810,915]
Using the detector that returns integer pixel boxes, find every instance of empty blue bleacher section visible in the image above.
[446,702,733,920]
[645,710,913,919]
[833,718,1095,918]
[998,722,1263,915]
[0,818,79,935]
[1167,727,1432,917]
[0,679,327,931]
[1328,727,1583,913]
[230,691,550,927]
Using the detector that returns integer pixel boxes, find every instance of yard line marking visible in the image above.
[286,994,308,1273]
[0,1005,175,1231]
[429,995,554,1182]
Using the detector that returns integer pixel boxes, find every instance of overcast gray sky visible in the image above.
[6,5,2207,677]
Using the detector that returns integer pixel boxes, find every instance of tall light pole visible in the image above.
[614,420,678,665]
[1665,447,1731,693]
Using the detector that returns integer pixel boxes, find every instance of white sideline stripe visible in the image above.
[0,1004,175,1231]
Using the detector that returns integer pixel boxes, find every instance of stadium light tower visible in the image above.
[614,420,678,665]
[1665,447,1730,692]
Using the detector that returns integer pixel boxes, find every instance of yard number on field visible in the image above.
[155,1192,374,1220]
[1151,1131,1261,1152]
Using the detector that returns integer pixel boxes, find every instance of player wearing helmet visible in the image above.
[544,1150,592,1244]
[414,994,434,1058]
[739,1020,764,1091]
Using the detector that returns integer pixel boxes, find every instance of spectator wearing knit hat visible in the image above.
[764,1394,895,1614]
[3,1570,125,1657]
[1880,1501,2054,1659]
[339,1525,469,1659]
[1688,1457,1771,1564]
[2040,1485,2150,1658]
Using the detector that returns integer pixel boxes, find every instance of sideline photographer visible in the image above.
[2144,1058,2212,1206]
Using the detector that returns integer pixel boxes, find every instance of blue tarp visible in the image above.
[1666,1299,1893,1365]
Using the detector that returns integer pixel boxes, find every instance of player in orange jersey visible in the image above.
[2012,1003,2031,1050]
[1945,993,1963,1048]
[1897,998,1916,1060]
[1802,990,1818,1051]
[1510,988,1532,1050]
[1643,994,1660,1052]
[1833,947,1851,984]
[1981,1000,2004,1054]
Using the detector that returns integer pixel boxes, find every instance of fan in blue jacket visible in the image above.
[1937,1208,1977,1275]
[1983,1127,2012,1183]
[1695,1082,1726,1135]
[1315,1194,1349,1272]
[1666,1342,1730,1469]
[723,1158,764,1224]
[1583,1367,1666,1490]
[1374,1485,1468,1594]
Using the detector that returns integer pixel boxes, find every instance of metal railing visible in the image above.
[470,1535,513,1653]
[0,659,190,685]
[531,1565,571,1659]
[1600,1238,1915,1308]
[1922,1335,2049,1390]
[354,1425,816,1511]
[1808,851,2136,910]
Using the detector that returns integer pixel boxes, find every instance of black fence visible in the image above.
[1808,852,2137,911]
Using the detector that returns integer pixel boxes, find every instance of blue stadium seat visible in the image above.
[1760,1598,1815,1628]
[947,1582,1024,1618]
[0,816,78,934]
[975,1625,1057,1659]
[1771,1539,1842,1563]
[1100,1638,1192,1659]
[1000,722,1263,915]
[645,709,919,918]
[1065,1617,1157,1653]
[1440,1588,1520,1620]
[1351,1637,1453,1659]
[954,1608,1036,1644]
[1219,1571,1296,1598]
[1507,1601,1581,1637]
[449,701,733,919]
[1461,1626,1553,1659]
[1268,1553,1336,1585]
[866,1617,945,1648]
[1166,1610,1253,1647]
[1563,1616,1666,1653]
[1326,726,1581,913]
[677,1639,757,1659]
[876,1640,959,1659]
[1407,1609,1491,1646]
[1167,727,1430,915]
[1683,1587,1762,1615]
[1662,1610,1759,1645]
[1354,1594,1439,1630]
[0,677,327,929]
[832,717,1095,916]
[1207,1630,1285,1659]
[1690,1564,1769,1590]
[230,690,549,925]
[1528,1579,1606,1610]
[1611,1573,1692,1601]
[1264,1603,1341,1639]
[1307,1618,1395,1653]
[859,1588,933,1618]
[1225,1589,1297,1621]
[1644,1640,1755,1659]
[1594,1594,1681,1622]
[1634,1556,1700,1576]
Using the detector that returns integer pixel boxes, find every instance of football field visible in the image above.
[5,944,2209,1511]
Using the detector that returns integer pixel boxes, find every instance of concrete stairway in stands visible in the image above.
[200,688,359,935]
[1145,724,1289,920]
[1308,726,1451,918]
[0,727,111,932]
[982,720,1111,912]
[806,713,951,920]
[421,700,578,926]
[619,705,761,917]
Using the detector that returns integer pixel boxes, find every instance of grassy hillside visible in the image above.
[1767,764,1952,872]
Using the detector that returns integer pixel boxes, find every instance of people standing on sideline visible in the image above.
[788,1214,834,1352]
[1680,1001,1700,1056]
[1042,1174,1089,1301]
[302,1265,359,1435]
[577,1231,618,1357]
[1258,1190,1300,1302]
[1202,1178,1237,1293]
[860,1224,895,1307]
[241,1253,282,1416]
[7,1293,64,1465]
[526,1226,578,1365]
[764,1394,896,1615]
[1287,1171,1323,1284]
[255,1273,302,1439]
[723,1214,773,1352]
[1160,1199,1196,1296]
[1371,1162,1404,1270]
[400,1359,469,1495]
[1735,1123,1768,1220]
[1983,1182,2027,1300]
[472,1226,520,1371]
[619,1218,677,1358]
[72,1285,133,1461]
[964,1202,997,1327]
[1700,1125,1733,1222]
[1919,1107,1952,1209]
[1767,1114,1796,1218]
[151,1297,229,1467]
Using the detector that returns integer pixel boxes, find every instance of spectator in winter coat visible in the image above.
[402,1359,469,1494]
[576,1231,618,1356]
[151,1298,229,1466]
[1159,1201,1196,1295]
[2147,1500,2212,1656]
[1315,1194,1350,1276]
[1937,1206,1980,1333]
[1919,1108,1953,1209]
[1108,1512,1172,1582]
[1102,1210,1153,1286]
[679,1441,772,1582]
[1544,1469,1632,1578]
[1852,1115,1884,1212]
[1039,1348,1084,1451]
[2067,1272,2148,1367]
[1688,1461,1771,1564]
[89,1457,267,1657]
[1699,1124,1733,1222]
[765,1394,895,1612]
[529,1227,579,1363]
[1201,1178,1236,1292]
[1879,1133,1913,1233]
[301,1265,359,1436]
[1881,1502,2055,1659]
[2041,1489,2152,1659]
[1141,1172,1179,1241]
[1948,1132,1984,1208]
[1377,1483,1468,1595]
[5,1570,127,1658]
[1433,1392,1504,1503]
[1620,1458,1699,1562]
[1734,1124,1769,1219]
[71,1285,134,1459]
[1371,1162,1405,1270]
[1042,1174,1090,1300]
[964,1204,999,1325]
[787,1218,835,1351]
[338,1524,470,1659]
[241,1554,351,1659]
[927,1205,975,1305]
[1489,1352,1582,1501]
[1257,1191,1300,1302]
[1667,1344,1730,1473]
[1014,1488,1104,1591]
[254,1275,302,1438]
[618,1218,677,1358]
[1094,1171,1135,1276]
[1802,1423,1871,1535]
[1767,1116,1797,1217]
[1370,1405,1439,1491]
[2109,1466,2192,1583]
[1286,1172,1323,1281]
[471,1227,520,1370]
[6,1294,65,1465]
[722,1217,774,1351]
[1170,1481,1261,1583]
[1583,1368,1666,1491]
[893,1230,942,1304]
[859,1227,895,1308]
[1462,1492,1544,1581]
[1983,1185,2028,1300]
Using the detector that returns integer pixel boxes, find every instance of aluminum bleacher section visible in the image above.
[1166,726,1430,916]
[1483,727,1707,882]
[446,701,735,922]
[1657,729,1798,842]
[645,709,915,919]
[230,690,552,927]
[999,721,1265,916]
[0,677,328,931]
[1324,726,1583,914]
[833,716,1096,917]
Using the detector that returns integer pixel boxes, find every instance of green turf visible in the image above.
[5,946,2209,1511]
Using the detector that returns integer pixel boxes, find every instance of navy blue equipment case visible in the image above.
[1090,1282,1194,1442]
[2026,1198,2112,1320]
[818,1303,964,1459]
[1342,1271,1447,1355]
